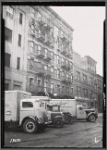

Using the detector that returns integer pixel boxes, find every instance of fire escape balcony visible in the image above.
[61,62,67,70]
[66,64,71,71]
[44,36,52,45]
[37,86,44,93]
[61,36,67,41]
[37,32,45,41]
[29,18,35,25]
[30,29,35,37]
[37,67,45,77]
[37,18,46,26]
[66,51,71,58]
[44,23,51,31]
[44,52,52,62]
[37,49,45,59]
[45,69,51,78]
[66,78,72,85]
[61,76,67,85]
[61,48,67,55]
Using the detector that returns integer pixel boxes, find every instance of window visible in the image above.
[29,41,34,53]
[38,62,42,68]
[44,81,48,91]
[5,83,9,90]
[71,88,73,94]
[13,85,21,90]
[62,86,65,91]
[5,53,11,67]
[89,77,93,85]
[83,89,88,97]
[67,87,69,94]
[70,62,73,69]
[44,65,48,70]
[38,45,41,51]
[57,70,60,78]
[57,84,60,94]
[29,78,34,86]
[51,83,54,93]
[57,55,60,64]
[5,27,12,42]
[89,91,93,99]
[35,44,38,54]
[19,13,23,24]
[51,67,54,76]
[45,49,48,58]
[76,71,80,81]
[17,57,20,70]
[61,71,65,79]
[77,86,81,97]
[18,34,22,47]
[29,59,34,70]
[38,79,41,87]
[22,102,33,108]
[66,74,69,79]
[6,6,14,19]
[83,74,87,83]
[51,52,54,61]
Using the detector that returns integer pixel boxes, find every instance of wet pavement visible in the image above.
[4,114,103,148]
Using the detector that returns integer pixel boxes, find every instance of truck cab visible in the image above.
[77,105,98,122]
[5,91,49,134]
[20,99,48,133]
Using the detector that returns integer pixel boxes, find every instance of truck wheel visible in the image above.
[54,119,64,128]
[23,119,38,134]
[64,115,73,124]
[88,114,96,122]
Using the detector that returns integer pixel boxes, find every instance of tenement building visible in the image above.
[73,51,97,108]
[3,6,28,90]
[96,74,103,112]
[3,6,74,97]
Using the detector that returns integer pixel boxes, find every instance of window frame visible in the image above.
[19,12,23,24]
[17,57,20,70]
[5,53,11,67]
[18,34,22,47]
[5,27,12,43]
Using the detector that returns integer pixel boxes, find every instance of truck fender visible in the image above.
[87,112,96,119]
[54,115,63,120]
[21,116,38,126]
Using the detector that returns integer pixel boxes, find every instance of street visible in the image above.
[4,114,103,148]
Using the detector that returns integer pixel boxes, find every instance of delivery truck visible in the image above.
[5,91,48,133]
[50,99,98,122]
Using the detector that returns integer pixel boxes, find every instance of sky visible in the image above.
[51,6,105,76]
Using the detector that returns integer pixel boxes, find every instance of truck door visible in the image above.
[20,101,35,125]
[77,105,86,119]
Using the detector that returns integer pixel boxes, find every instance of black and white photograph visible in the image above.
[1,1,106,148]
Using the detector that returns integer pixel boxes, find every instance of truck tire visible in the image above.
[88,114,96,122]
[23,119,38,134]
[53,119,64,128]
[64,115,73,124]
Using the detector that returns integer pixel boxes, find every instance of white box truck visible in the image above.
[50,99,98,122]
[5,91,48,133]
